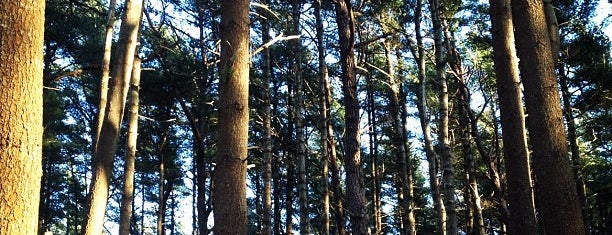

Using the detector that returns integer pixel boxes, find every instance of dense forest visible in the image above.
[0,0,611,234]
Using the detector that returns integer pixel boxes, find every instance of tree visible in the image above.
[119,56,141,235]
[332,0,370,233]
[213,0,250,233]
[511,0,586,234]
[488,1,538,233]
[0,1,45,234]
[82,0,143,233]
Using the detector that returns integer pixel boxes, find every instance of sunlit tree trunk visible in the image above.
[94,0,116,148]
[119,56,141,235]
[511,0,586,234]
[315,0,330,233]
[0,1,44,234]
[408,0,446,233]
[332,0,370,233]
[82,0,143,233]
[213,0,250,233]
[428,0,457,233]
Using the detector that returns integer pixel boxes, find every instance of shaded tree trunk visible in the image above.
[511,0,586,234]
[488,1,536,233]
[260,0,273,233]
[82,0,143,233]
[213,0,250,233]
[0,1,45,234]
[332,0,370,233]
[119,56,142,235]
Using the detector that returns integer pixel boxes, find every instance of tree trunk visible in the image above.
[213,0,250,233]
[0,1,44,234]
[315,0,331,233]
[82,0,143,233]
[119,56,141,235]
[365,66,382,235]
[261,0,273,233]
[332,0,370,233]
[94,0,117,148]
[428,0,457,233]
[511,0,586,234]
[559,66,590,234]
[410,0,446,233]
[488,1,537,233]
[291,1,309,233]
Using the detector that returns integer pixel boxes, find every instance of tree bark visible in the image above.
[488,1,538,233]
[0,1,45,234]
[119,56,141,235]
[315,0,331,233]
[428,0,457,233]
[261,0,273,233]
[291,1,309,233]
[511,0,586,234]
[332,0,370,233]
[93,0,117,149]
[213,0,250,233]
[409,0,446,233]
[82,0,143,233]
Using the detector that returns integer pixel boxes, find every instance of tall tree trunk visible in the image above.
[559,66,590,234]
[315,0,331,233]
[409,0,446,233]
[365,66,382,235]
[399,82,417,235]
[428,0,457,233]
[384,40,415,235]
[94,0,117,148]
[82,0,143,233]
[291,1,309,233]
[0,1,44,234]
[511,0,586,234]
[261,0,273,233]
[488,1,537,233]
[213,0,250,233]
[119,56,142,235]
[332,0,370,233]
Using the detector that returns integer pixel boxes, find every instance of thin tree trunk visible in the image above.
[488,1,538,233]
[332,0,370,233]
[119,56,142,235]
[94,0,117,148]
[261,0,273,233]
[559,66,590,234]
[0,1,44,234]
[291,1,309,233]
[315,0,330,233]
[409,0,446,233]
[428,0,457,233]
[399,82,417,235]
[82,0,143,233]
[213,0,250,233]
[365,67,382,235]
[511,0,586,234]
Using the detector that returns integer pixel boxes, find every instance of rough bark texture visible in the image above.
[332,0,370,233]
[82,0,143,234]
[94,0,117,149]
[489,1,538,233]
[511,0,586,234]
[315,0,331,233]
[119,57,141,235]
[213,0,250,233]
[0,1,45,234]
